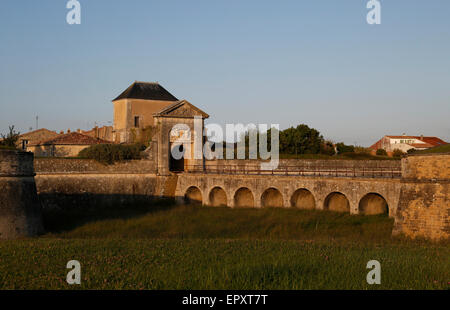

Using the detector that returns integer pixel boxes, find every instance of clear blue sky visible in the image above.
[1,0,449,146]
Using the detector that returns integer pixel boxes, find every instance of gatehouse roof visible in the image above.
[112,81,179,102]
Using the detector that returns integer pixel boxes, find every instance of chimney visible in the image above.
[420,135,424,140]
[402,133,406,136]
[67,129,71,133]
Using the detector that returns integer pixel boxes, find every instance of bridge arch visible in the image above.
[209,186,227,207]
[323,192,350,213]
[358,193,389,215]
[261,187,284,208]
[290,188,316,209]
[233,187,255,208]
[184,186,203,205]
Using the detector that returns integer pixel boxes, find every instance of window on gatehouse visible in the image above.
[134,116,140,128]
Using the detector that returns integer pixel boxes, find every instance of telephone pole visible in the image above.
[36,116,39,130]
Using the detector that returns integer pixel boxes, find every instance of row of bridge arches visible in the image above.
[184,186,389,215]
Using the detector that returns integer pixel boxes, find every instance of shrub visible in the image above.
[376,148,387,156]
[0,125,20,149]
[336,142,355,154]
[78,143,146,164]
[392,148,405,158]
[407,148,416,154]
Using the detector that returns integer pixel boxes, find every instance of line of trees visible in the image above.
[225,124,358,158]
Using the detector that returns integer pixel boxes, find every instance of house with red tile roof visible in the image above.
[16,128,60,151]
[369,134,447,153]
[28,131,111,157]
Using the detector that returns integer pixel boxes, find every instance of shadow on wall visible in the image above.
[39,193,176,233]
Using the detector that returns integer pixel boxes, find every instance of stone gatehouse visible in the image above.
[112,81,209,176]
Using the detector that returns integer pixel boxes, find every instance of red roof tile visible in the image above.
[369,135,447,150]
[31,132,111,146]
[408,143,434,148]
[420,136,447,146]
[19,128,58,138]
[386,135,447,146]
[369,139,383,150]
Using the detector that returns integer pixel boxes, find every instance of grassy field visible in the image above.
[0,203,448,290]
[414,143,450,154]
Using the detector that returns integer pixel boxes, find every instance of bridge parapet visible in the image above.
[186,164,401,179]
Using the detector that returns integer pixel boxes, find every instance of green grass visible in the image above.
[414,144,450,154]
[280,153,397,160]
[46,205,394,242]
[0,203,448,290]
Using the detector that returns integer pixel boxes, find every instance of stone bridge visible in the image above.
[175,174,402,217]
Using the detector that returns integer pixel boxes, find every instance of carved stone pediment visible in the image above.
[154,100,209,119]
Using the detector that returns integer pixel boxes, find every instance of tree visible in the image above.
[219,123,327,158]
[0,126,20,148]
[320,140,336,156]
[336,142,355,154]
[279,124,323,155]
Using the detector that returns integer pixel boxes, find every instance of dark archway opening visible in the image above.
[169,144,184,172]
